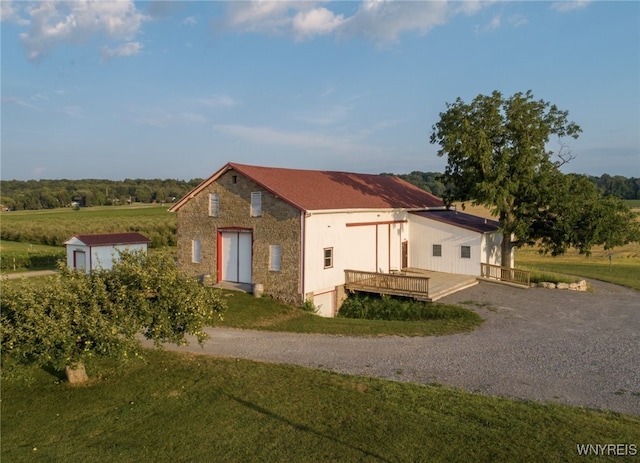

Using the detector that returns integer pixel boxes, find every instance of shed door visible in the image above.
[221,231,252,283]
[74,250,87,272]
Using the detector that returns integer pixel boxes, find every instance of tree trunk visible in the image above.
[65,362,89,384]
[501,232,513,268]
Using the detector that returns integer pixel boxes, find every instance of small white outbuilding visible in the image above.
[63,232,151,273]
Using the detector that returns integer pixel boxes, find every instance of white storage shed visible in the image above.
[63,232,151,273]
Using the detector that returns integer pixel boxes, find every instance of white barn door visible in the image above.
[221,231,252,283]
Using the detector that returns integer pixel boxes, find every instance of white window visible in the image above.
[433,244,442,257]
[250,192,262,217]
[461,246,471,259]
[323,248,333,269]
[269,245,281,271]
[209,193,219,217]
[192,239,201,263]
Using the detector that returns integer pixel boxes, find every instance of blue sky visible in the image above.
[1,1,639,181]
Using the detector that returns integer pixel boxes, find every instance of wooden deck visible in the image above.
[344,268,478,302]
[480,263,531,287]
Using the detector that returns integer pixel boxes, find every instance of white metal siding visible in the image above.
[66,243,147,273]
[303,210,409,295]
[409,215,483,276]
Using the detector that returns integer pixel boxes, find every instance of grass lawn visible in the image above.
[2,349,639,463]
[516,246,640,292]
[217,290,484,336]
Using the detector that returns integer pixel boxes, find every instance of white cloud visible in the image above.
[197,95,240,108]
[551,1,591,13]
[222,0,494,45]
[508,14,528,28]
[296,104,353,126]
[1,95,39,110]
[224,1,296,34]
[100,41,143,62]
[1,0,29,25]
[213,123,372,153]
[292,7,344,39]
[15,0,147,61]
[182,16,197,26]
[338,0,450,43]
[64,105,84,118]
[475,14,501,34]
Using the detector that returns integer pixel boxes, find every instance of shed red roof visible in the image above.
[170,162,444,212]
[64,232,151,247]
[411,210,501,234]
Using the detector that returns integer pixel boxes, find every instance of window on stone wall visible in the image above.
[323,247,333,269]
[192,239,201,263]
[251,191,262,217]
[461,245,471,259]
[269,245,281,271]
[433,244,442,257]
[209,193,219,217]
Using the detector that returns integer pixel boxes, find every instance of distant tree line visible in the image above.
[1,173,638,211]
[0,178,203,210]
[383,172,640,200]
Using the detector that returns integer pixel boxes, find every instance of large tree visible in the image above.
[430,90,638,267]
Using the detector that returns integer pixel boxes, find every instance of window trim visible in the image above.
[323,247,333,269]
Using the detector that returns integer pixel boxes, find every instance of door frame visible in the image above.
[216,228,253,283]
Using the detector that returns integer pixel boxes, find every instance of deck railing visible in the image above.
[344,269,430,299]
[480,263,530,286]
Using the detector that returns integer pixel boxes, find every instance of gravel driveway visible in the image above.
[156,280,640,416]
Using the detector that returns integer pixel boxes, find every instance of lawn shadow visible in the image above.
[228,394,393,462]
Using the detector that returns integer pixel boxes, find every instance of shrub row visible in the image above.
[338,294,476,321]
[0,251,66,271]
[1,219,176,248]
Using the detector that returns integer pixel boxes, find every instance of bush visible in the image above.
[1,251,225,382]
[338,294,475,322]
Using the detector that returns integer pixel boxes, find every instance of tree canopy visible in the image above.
[1,251,225,383]
[430,90,638,266]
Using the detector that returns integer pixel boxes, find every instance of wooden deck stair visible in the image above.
[403,268,478,301]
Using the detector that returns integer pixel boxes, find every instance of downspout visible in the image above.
[388,223,391,273]
[299,211,305,302]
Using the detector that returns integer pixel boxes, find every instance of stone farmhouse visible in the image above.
[170,162,511,317]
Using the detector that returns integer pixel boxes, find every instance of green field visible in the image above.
[0,204,176,248]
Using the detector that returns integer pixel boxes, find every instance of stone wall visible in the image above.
[175,168,302,305]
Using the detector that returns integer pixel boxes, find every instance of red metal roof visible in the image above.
[411,210,501,234]
[170,162,444,212]
[65,232,151,247]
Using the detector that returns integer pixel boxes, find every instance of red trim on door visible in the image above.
[216,230,222,282]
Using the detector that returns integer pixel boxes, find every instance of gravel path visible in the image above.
[154,280,640,416]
